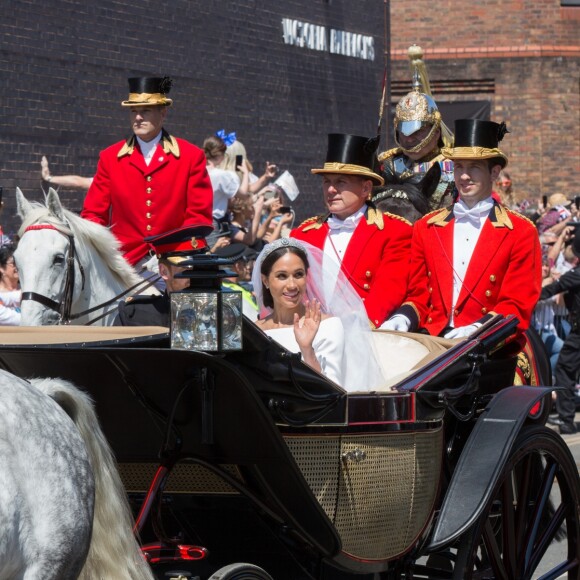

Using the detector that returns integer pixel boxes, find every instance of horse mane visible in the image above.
[18,203,142,288]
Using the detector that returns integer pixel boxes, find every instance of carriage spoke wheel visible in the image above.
[207,562,274,580]
[453,426,580,580]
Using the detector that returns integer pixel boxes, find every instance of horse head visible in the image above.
[15,188,144,326]
[372,163,443,224]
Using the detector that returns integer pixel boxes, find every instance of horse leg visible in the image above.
[31,378,156,580]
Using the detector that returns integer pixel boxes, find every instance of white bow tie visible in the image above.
[453,203,489,226]
[327,215,359,232]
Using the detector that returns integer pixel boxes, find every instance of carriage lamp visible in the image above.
[169,254,243,352]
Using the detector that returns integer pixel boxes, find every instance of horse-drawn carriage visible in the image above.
[0,309,578,579]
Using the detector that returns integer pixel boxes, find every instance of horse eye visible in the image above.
[53,254,66,266]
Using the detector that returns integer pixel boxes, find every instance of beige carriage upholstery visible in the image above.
[0,326,169,344]
[371,329,457,391]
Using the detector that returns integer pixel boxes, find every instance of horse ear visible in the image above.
[46,188,66,221]
[420,163,442,199]
[16,187,33,220]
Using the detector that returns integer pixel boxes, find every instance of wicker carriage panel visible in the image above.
[118,462,242,494]
[284,436,341,520]
[284,429,443,562]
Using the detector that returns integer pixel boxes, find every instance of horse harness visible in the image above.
[20,223,153,325]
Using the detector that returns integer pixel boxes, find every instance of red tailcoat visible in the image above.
[291,208,413,327]
[81,131,213,265]
[399,203,542,335]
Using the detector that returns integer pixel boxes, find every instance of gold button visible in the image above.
[146,187,152,193]
[427,317,433,323]
[429,304,434,310]
[481,308,487,314]
[146,225,152,231]
[454,309,459,316]
[428,287,433,293]
[427,271,431,277]
[363,283,370,290]
[485,290,492,297]
[490,275,496,282]
[146,176,152,182]
[146,200,152,207]
[365,271,372,278]
[146,213,152,219]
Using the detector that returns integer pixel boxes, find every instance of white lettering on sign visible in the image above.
[281,18,374,61]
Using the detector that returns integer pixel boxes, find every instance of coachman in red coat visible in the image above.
[384,119,542,383]
[291,134,412,328]
[82,76,213,266]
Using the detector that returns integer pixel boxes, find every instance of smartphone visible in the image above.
[235,154,243,168]
[0,187,3,205]
[542,195,548,207]
[279,206,292,214]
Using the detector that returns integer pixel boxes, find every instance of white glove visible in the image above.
[380,314,411,332]
[444,323,481,339]
[141,254,159,274]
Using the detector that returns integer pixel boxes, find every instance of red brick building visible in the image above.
[388,0,580,202]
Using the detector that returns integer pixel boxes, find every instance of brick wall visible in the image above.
[388,0,580,201]
[0,0,578,238]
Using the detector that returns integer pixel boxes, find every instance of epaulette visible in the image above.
[426,206,452,226]
[378,147,402,162]
[380,210,412,227]
[505,207,535,227]
[366,206,384,230]
[491,205,513,230]
[299,213,329,232]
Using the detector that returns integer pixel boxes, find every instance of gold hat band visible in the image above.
[121,92,173,107]
[441,146,508,166]
[311,162,384,186]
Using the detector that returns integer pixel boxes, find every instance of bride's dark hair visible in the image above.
[260,245,309,308]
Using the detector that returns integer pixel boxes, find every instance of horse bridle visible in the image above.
[20,224,88,324]
[20,223,155,325]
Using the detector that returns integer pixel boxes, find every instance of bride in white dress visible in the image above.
[252,238,385,392]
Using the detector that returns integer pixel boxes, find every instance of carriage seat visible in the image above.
[371,330,457,391]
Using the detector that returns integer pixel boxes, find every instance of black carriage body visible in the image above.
[0,317,568,579]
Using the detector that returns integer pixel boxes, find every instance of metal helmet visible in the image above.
[394,88,442,154]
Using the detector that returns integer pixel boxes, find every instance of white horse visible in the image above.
[0,369,155,579]
[15,187,154,326]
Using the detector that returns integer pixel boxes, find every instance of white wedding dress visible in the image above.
[264,317,345,386]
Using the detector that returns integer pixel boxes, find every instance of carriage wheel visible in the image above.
[453,426,580,579]
[207,562,274,580]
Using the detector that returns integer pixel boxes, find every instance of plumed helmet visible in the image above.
[395,89,442,138]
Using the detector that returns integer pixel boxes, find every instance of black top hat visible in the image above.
[441,119,509,168]
[145,225,213,264]
[121,76,173,107]
[311,134,384,185]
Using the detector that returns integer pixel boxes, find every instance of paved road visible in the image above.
[547,409,580,473]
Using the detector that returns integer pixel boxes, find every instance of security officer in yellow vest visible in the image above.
[114,226,210,327]
[214,243,259,321]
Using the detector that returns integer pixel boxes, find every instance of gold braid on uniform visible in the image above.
[299,213,329,232]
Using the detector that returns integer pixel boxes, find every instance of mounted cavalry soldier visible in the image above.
[383,119,542,382]
[377,45,455,211]
[82,76,213,270]
[291,133,412,328]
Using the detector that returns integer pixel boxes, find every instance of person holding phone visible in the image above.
[82,76,213,269]
[225,139,278,194]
